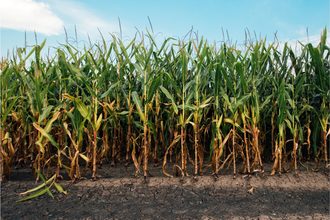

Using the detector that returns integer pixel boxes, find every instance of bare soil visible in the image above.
[1,163,330,220]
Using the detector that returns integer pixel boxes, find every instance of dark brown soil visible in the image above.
[1,163,330,220]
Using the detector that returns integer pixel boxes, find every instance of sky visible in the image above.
[0,0,329,57]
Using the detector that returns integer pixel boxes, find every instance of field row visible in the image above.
[0,29,329,181]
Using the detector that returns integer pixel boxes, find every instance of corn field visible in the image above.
[0,29,329,182]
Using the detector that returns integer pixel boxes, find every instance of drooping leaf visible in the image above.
[75,98,91,121]
[33,123,59,150]
[160,86,178,114]
[132,91,145,122]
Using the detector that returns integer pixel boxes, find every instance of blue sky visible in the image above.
[1,0,329,57]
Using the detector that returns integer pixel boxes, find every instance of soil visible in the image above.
[1,163,330,220]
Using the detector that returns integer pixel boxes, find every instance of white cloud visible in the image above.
[49,0,122,39]
[0,0,64,35]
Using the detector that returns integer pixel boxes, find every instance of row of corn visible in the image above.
[0,29,329,181]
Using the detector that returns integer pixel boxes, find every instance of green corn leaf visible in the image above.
[75,98,91,121]
[100,82,120,98]
[132,91,145,122]
[17,187,49,203]
[53,182,67,195]
[19,174,56,196]
[285,119,293,133]
[44,111,61,133]
[160,86,178,114]
[118,111,129,115]
[95,113,103,131]
[38,105,53,123]
[199,96,213,109]
[1,96,18,124]
[147,76,161,102]
[19,182,47,196]
[224,118,240,128]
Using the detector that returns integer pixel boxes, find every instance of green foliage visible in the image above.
[0,28,329,182]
